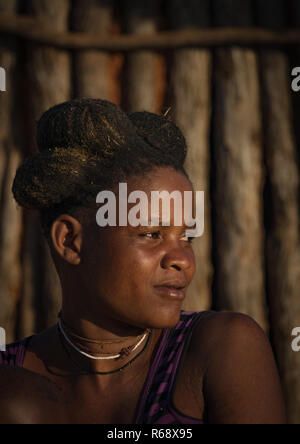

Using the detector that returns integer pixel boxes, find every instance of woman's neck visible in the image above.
[56,309,164,376]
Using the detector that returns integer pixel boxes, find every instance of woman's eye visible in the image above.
[140,232,194,243]
[140,232,161,239]
[181,235,194,243]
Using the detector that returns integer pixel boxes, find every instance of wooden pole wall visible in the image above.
[72,0,114,100]
[0,0,23,343]
[212,0,268,330]
[256,0,300,424]
[20,0,72,334]
[123,0,160,112]
[166,0,213,311]
[0,0,300,423]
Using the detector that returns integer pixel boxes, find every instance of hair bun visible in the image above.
[12,99,189,221]
[128,111,187,167]
[12,147,100,210]
[36,98,140,157]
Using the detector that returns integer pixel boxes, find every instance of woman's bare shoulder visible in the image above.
[0,365,62,393]
[189,311,286,423]
[189,310,276,380]
[192,310,266,347]
[190,310,270,349]
[0,366,66,424]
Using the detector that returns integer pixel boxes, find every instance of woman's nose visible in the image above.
[160,244,194,271]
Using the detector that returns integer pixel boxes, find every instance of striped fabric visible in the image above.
[134,310,205,424]
[0,311,206,424]
[0,336,31,367]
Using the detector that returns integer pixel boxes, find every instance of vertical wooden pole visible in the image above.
[123,0,161,112]
[26,0,72,117]
[212,0,268,330]
[0,0,23,342]
[257,0,300,424]
[166,0,213,311]
[72,0,114,99]
[21,0,72,334]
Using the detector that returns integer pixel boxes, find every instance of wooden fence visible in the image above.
[1,0,300,423]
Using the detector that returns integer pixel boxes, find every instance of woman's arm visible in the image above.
[202,313,287,424]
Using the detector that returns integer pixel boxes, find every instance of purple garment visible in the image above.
[0,311,206,424]
[134,310,205,424]
[0,336,32,367]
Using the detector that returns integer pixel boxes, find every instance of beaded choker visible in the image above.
[56,314,153,374]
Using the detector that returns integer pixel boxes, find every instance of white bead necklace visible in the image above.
[57,318,150,361]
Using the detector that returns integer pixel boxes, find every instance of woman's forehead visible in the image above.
[95,186,199,232]
[126,167,193,192]
[83,167,198,236]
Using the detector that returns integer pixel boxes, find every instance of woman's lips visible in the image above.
[154,286,186,300]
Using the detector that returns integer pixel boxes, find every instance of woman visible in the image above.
[0,98,286,424]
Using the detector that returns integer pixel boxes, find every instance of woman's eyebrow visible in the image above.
[136,217,196,229]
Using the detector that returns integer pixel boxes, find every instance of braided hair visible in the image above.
[12,98,189,241]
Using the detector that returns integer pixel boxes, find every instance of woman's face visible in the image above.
[77,167,196,330]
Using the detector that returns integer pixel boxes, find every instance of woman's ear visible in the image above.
[50,215,82,265]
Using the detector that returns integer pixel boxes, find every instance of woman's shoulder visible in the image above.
[187,310,269,374]
[0,365,66,424]
[187,310,286,423]
[190,310,266,345]
[195,310,263,338]
[0,364,62,393]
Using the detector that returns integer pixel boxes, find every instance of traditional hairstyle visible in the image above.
[12,98,189,241]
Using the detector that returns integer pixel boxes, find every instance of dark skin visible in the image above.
[0,167,286,424]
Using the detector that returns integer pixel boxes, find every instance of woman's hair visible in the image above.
[12,98,189,241]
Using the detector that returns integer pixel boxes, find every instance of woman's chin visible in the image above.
[148,305,183,329]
